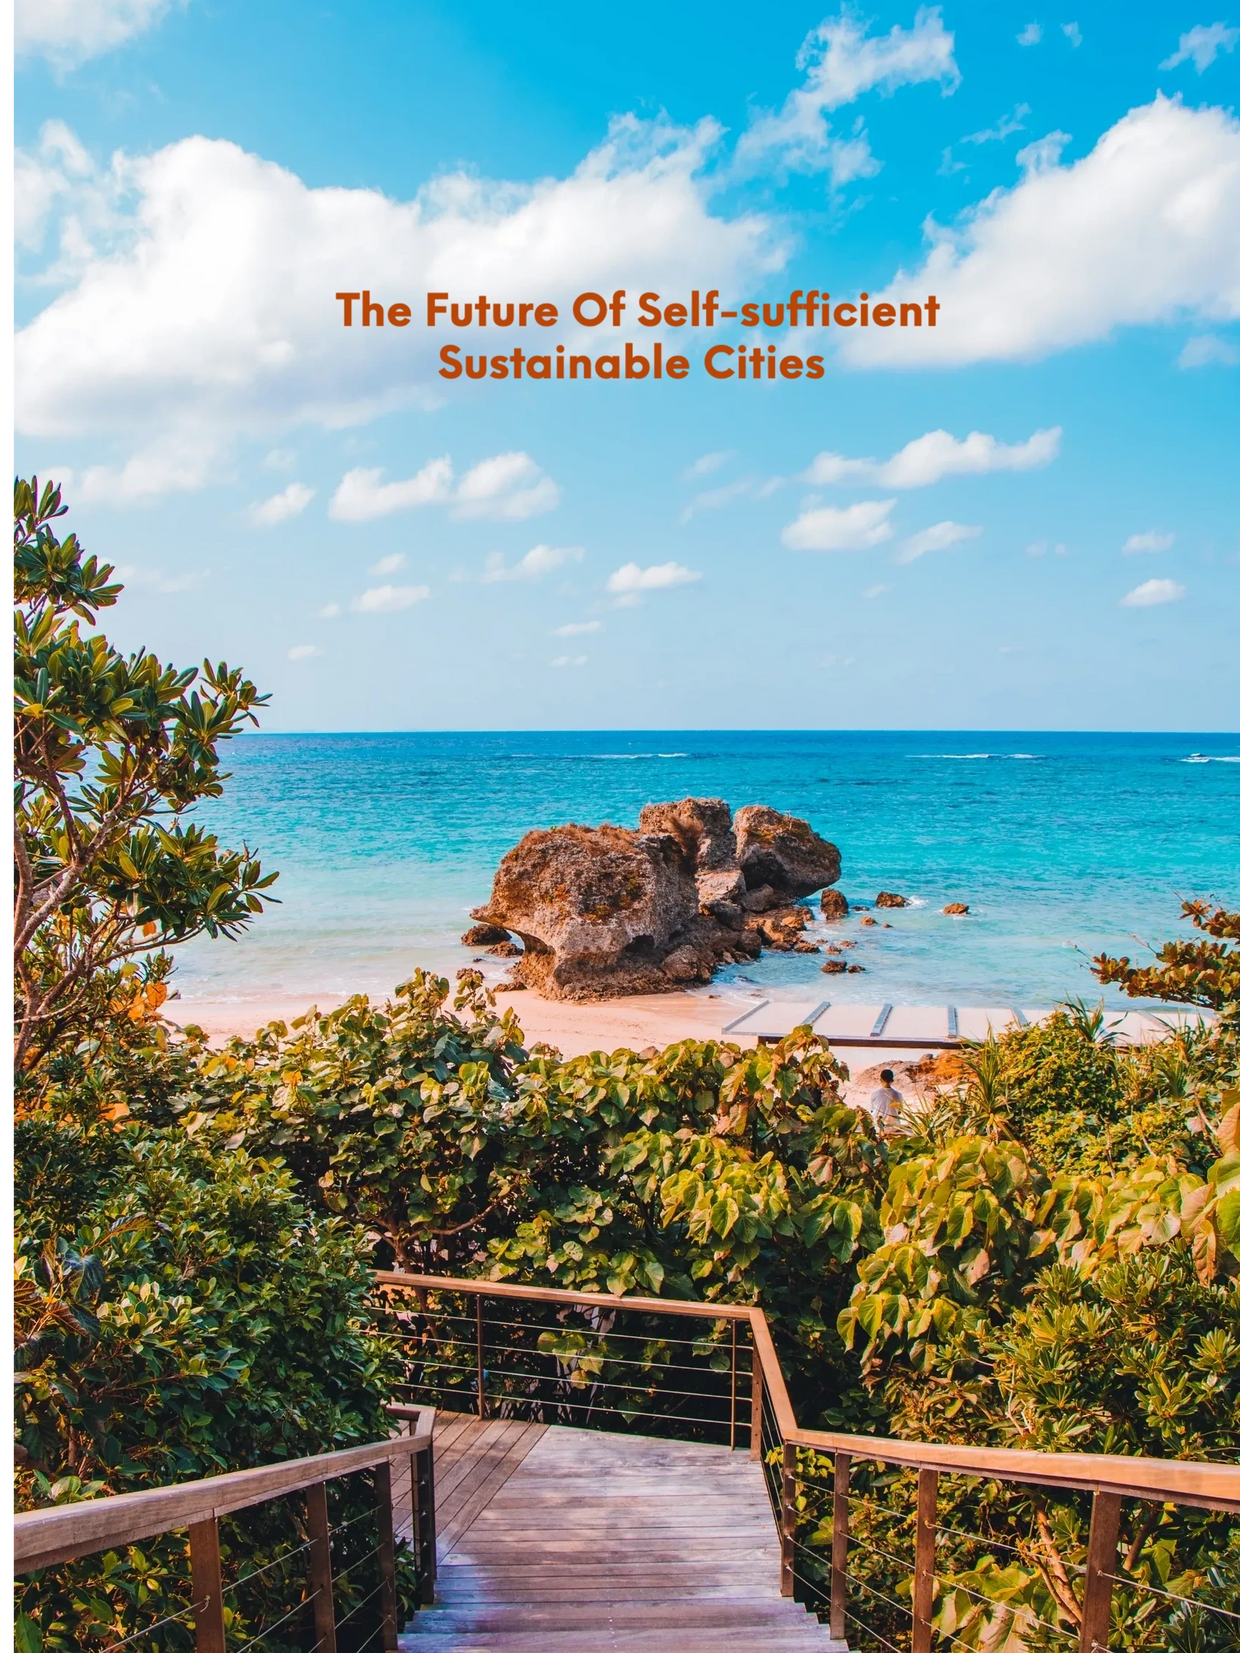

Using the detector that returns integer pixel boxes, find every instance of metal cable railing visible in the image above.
[374,1270,1240,1653]
[14,1415,437,1653]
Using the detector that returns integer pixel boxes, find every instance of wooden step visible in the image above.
[402,1630,846,1651]
[406,1601,837,1633]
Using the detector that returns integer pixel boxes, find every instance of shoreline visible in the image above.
[166,988,950,1106]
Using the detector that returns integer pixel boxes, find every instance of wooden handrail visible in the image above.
[14,1414,435,1573]
[376,1272,1240,1513]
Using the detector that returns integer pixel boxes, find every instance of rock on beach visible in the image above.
[472,797,843,1001]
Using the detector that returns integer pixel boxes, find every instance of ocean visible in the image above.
[175,731,1240,1013]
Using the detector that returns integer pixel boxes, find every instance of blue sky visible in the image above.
[15,2,1240,731]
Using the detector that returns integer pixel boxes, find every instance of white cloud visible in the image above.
[736,6,959,182]
[1122,577,1185,607]
[554,620,602,635]
[898,520,982,562]
[836,96,1240,367]
[1017,22,1042,46]
[606,561,702,594]
[1178,332,1240,367]
[1062,22,1082,47]
[862,583,890,598]
[319,602,341,619]
[16,121,96,251]
[264,447,296,470]
[962,104,1031,146]
[328,453,558,525]
[804,426,1061,488]
[329,460,453,522]
[1161,23,1238,72]
[1026,539,1068,556]
[679,475,782,522]
[248,481,314,527]
[454,453,561,520]
[287,644,320,661]
[351,584,431,614]
[16,0,184,68]
[482,545,584,583]
[782,499,897,551]
[370,552,407,576]
[681,450,733,481]
[17,115,778,460]
[57,434,220,504]
[1122,530,1176,554]
[550,655,588,668]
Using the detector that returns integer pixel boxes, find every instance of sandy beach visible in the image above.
[170,986,748,1054]
[166,987,943,1109]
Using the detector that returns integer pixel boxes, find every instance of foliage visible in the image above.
[185,969,888,1417]
[13,477,276,1068]
[14,1042,408,1650]
[828,909,1240,1648]
[1095,900,1240,1015]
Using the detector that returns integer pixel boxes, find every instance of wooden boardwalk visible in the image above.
[399,1414,846,1651]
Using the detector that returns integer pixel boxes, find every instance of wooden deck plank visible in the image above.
[399,1422,845,1651]
[437,1424,548,1556]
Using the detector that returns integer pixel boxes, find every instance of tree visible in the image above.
[13,478,277,1069]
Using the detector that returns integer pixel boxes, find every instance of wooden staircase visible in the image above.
[399,1415,846,1651]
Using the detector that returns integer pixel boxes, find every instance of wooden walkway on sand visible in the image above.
[722,998,1213,1050]
[398,1414,846,1651]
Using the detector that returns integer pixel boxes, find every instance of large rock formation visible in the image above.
[472,798,842,1001]
[734,805,842,897]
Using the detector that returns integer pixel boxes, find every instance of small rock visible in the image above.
[883,923,893,929]
[860,916,878,927]
[875,891,908,908]
[943,903,969,915]
[820,889,849,919]
[486,940,522,957]
[462,922,511,946]
[496,977,526,991]
[847,964,866,973]
[824,944,842,955]
[794,942,821,954]
[821,959,847,974]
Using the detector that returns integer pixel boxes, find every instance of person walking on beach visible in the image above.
[869,1069,905,1136]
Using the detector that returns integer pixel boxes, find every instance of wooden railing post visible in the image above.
[305,1480,338,1653]
[414,1443,437,1605]
[1079,1491,1122,1653]
[374,1463,399,1651]
[829,1451,850,1642]
[780,1442,797,1598]
[188,1517,226,1653]
[749,1341,763,1460]
[475,1295,486,1419]
[912,1467,938,1653]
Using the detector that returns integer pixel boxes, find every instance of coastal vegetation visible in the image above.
[14,482,1240,1649]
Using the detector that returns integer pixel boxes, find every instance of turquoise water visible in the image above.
[176,731,1240,1011]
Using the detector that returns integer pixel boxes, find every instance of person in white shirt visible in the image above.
[868,1069,904,1136]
